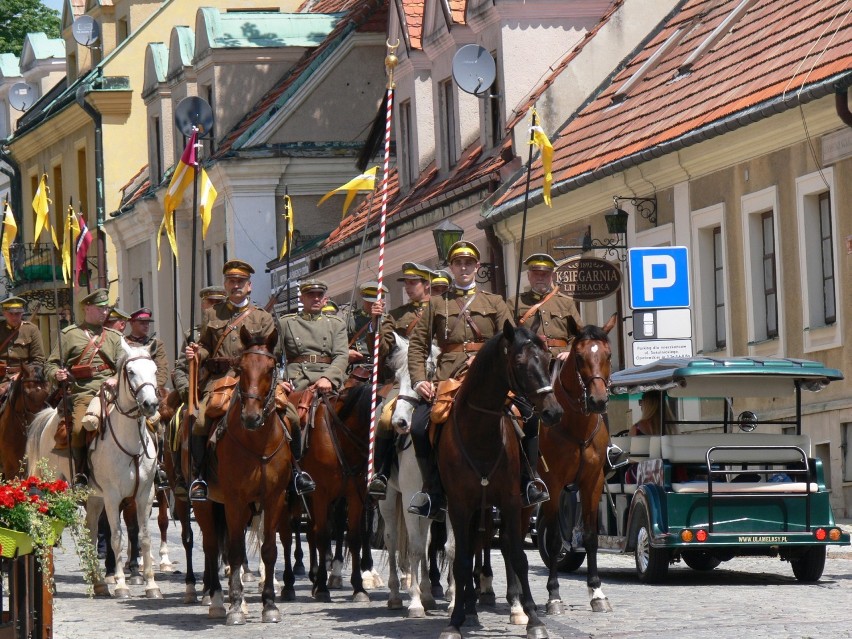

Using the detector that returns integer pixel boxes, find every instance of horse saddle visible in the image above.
[430,378,463,425]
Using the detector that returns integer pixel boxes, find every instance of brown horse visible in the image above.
[537,313,617,614]
[0,362,50,479]
[439,322,562,639]
[193,326,296,625]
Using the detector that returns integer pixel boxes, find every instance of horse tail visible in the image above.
[25,407,58,476]
[430,519,448,573]
[246,512,263,559]
[395,494,409,566]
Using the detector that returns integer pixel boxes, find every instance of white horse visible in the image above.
[27,340,161,599]
[378,332,441,617]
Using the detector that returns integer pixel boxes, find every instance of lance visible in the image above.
[188,127,200,343]
[367,40,399,486]
[285,186,291,313]
[0,192,6,261]
[512,109,539,319]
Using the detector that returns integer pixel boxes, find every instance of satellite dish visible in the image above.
[8,83,36,112]
[72,15,100,48]
[174,96,214,138]
[451,44,496,97]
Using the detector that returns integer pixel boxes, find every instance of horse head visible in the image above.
[389,332,439,434]
[18,361,49,412]
[561,313,617,415]
[236,325,278,431]
[503,321,563,426]
[119,340,160,417]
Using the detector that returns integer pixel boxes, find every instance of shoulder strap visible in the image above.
[403,307,424,337]
[0,329,20,356]
[74,330,107,367]
[348,321,370,348]
[455,296,483,342]
[211,306,253,357]
[518,286,559,326]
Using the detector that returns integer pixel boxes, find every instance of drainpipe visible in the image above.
[836,88,852,128]
[75,80,106,289]
[484,224,506,297]
[0,145,22,224]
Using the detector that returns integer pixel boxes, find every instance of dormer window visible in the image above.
[439,78,458,169]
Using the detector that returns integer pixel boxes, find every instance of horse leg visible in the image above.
[346,495,368,603]
[478,525,496,606]
[224,501,251,626]
[584,477,611,612]
[540,503,565,615]
[157,489,174,572]
[195,501,226,619]
[441,508,472,638]
[408,510,434,616]
[85,497,109,597]
[361,501,383,589]
[503,504,548,639]
[123,502,143,586]
[137,486,162,599]
[328,501,345,590]
[379,494,403,611]
[293,516,306,576]
[311,507,332,601]
[106,499,131,599]
[279,519,296,601]
[428,519,447,600]
[260,503,285,623]
[176,498,198,603]
[500,517,528,626]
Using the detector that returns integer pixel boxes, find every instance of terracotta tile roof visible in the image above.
[320,138,510,253]
[492,0,852,216]
[449,1,465,24]
[213,0,387,159]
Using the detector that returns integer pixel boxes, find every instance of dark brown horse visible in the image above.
[194,326,296,624]
[537,314,616,614]
[439,322,562,639]
[0,362,49,479]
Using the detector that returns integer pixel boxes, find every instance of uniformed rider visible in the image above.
[45,288,124,488]
[508,253,582,505]
[368,262,433,499]
[0,296,45,403]
[429,270,450,297]
[103,306,131,333]
[346,281,388,383]
[407,241,513,520]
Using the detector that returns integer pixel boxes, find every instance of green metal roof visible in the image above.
[148,43,169,83]
[24,33,65,60]
[199,8,344,50]
[0,53,20,79]
[172,26,195,68]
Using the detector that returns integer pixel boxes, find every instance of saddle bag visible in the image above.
[206,376,238,418]
[296,388,316,428]
[69,364,95,380]
[274,381,290,411]
[430,378,463,425]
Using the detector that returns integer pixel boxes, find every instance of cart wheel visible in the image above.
[791,546,826,582]
[537,520,586,573]
[681,550,721,571]
[633,505,668,583]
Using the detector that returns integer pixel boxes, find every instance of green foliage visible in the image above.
[0,0,61,56]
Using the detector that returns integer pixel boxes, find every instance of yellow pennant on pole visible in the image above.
[32,174,59,248]
[198,168,218,240]
[317,166,377,218]
[2,201,17,279]
[60,203,79,284]
[529,109,554,207]
[279,195,295,260]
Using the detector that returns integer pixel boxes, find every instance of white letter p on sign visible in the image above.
[642,255,676,302]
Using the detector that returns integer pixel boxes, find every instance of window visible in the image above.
[439,78,458,169]
[117,17,128,44]
[222,243,228,266]
[398,100,415,187]
[150,116,162,183]
[712,227,726,349]
[843,423,852,482]
[133,277,144,308]
[485,52,502,148]
[205,249,212,286]
[52,165,64,247]
[76,147,89,216]
[760,211,778,339]
[691,203,728,354]
[818,193,835,325]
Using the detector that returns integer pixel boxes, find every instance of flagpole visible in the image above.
[71,202,78,291]
[66,197,74,306]
[512,109,539,319]
[345,188,378,327]
[189,128,200,342]
[367,40,399,486]
[285,187,291,314]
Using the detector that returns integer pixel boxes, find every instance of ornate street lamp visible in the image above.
[432,219,464,266]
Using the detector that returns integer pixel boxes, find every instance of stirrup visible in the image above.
[155,467,169,490]
[406,492,445,522]
[368,474,388,500]
[606,444,629,471]
[189,479,208,502]
[523,478,550,507]
[294,471,316,496]
[73,473,89,489]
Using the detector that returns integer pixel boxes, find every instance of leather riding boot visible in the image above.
[188,434,208,502]
[368,436,394,500]
[407,456,445,522]
[171,449,187,498]
[521,435,550,507]
[71,446,89,489]
[292,467,316,495]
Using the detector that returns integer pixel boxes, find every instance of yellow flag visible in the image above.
[2,202,17,279]
[32,174,59,248]
[61,204,76,283]
[198,168,218,240]
[317,166,377,218]
[156,216,167,271]
[162,131,198,262]
[529,109,554,207]
[279,195,295,260]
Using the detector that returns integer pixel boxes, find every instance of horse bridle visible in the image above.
[559,341,611,416]
[234,346,278,424]
[113,354,158,419]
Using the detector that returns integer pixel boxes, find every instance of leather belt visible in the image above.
[544,338,569,348]
[93,363,112,373]
[292,354,332,364]
[443,341,484,354]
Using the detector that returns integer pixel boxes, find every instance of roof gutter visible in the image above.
[836,87,852,127]
[481,71,852,228]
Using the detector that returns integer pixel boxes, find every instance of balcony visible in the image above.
[3,243,76,311]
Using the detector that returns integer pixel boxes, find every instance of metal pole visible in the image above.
[189,130,199,342]
[513,111,538,319]
[285,187,291,313]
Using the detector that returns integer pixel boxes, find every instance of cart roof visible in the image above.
[610,357,844,397]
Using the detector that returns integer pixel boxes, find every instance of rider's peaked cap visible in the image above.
[107,306,131,320]
[524,253,557,271]
[397,262,432,282]
[130,308,154,322]
[321,299,339,313]
[447,240,480,263]
[222,259,254,278]
[1,296,26,311]
[199,285,226,301]
[359,281,389,303]
[81,288,110,307]
[299,279,328,294]
[430,270,451,287]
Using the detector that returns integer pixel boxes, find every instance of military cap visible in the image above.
[299,279,328,294]
[359,281,389,303]
[397,262,432,282]
[222,259,254,279]
[130,307,154,322]
[431,270,451,288]
[80,288,110,307]
[524,253,558,271]
[107,307,131,321]
[199,286,226,301]
[447,240,480,263]
[1,296,27,312]
[322,299,339,314]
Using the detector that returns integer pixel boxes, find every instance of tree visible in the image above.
[0,0,60,56]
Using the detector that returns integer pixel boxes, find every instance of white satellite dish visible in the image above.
[72,15,100,48]
[451,44,496,97]
[8,83,36,112]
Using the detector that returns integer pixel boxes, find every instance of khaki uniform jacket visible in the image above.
[408,288,513,385]
[126,334,170,388]
[196,302,274,396]
[347,310,381,363]
[0,321,45,381]
[45,323,124,394]
[379,301,427,361]
[279,312,348,391]
[509,289,581,356]
[171,327,196,399]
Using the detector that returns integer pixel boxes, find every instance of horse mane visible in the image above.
[25,407,58,475]
[336,382,372,425]
[575,323,610,343]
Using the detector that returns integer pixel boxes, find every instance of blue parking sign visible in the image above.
[628,247,690,309]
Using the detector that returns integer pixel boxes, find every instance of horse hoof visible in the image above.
[352,591,370,603]
[128,575,144,586]
[280,587,295,602]
[591,597,613,613]
[225,611,246,626]
[94,584,112,598]
[546,600,564,616]
[328,575,343,589]
[104,575,116,585]
[241,571,256,583]
[361,575,375,589]
[293,562,305,576]
[387,597,404,610]
[431,585,445,600]
[438,625,462,639]
[201,594,212,606]
[146,588,163,599]
[208,606,227,619]
[262,606,281,623]
[511,611,529,625]
[114,588,131,599]
[423,598,437,611]
[407,606,426,619]
[182,592,198,604]
[478,592,496,606]
[526,625,549,639]
[160,562,175,573]
[313,590,331,603]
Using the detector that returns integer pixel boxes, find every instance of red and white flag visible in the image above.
[75,212,92,286]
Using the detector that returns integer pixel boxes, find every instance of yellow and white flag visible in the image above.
[317,166,378,218]
[160,131,198,263]
[2,201,17,279]
[529,109,554,207]
[279,195,295,260]
[198,168,218,240]
[32,174,59,247]
[60,204,80,284]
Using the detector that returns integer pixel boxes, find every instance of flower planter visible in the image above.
[48,520,66,546]
[0,526,34,557]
